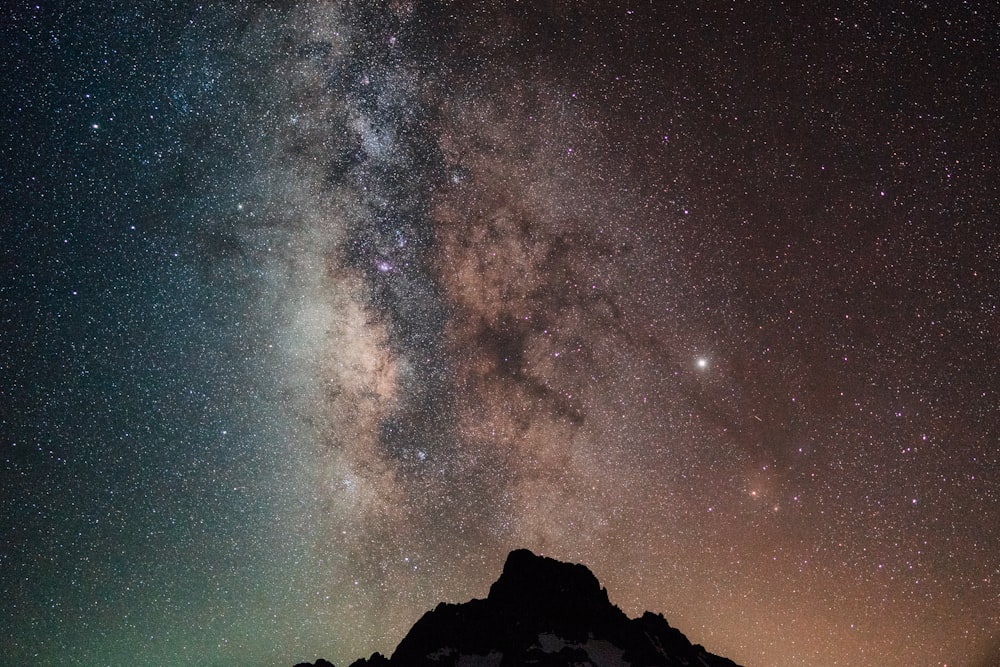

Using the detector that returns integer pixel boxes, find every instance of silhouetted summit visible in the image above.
[294,549,743,667]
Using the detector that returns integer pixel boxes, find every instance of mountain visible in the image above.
[294,549,743,667]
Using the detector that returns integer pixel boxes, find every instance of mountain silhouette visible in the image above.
[294,549,743,667]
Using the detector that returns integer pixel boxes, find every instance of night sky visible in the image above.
[2,2,998,666]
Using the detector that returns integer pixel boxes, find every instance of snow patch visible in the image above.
[455,651,503,667]
[535,633,630,667]
[427,647,455,661]
[538,633,567,653]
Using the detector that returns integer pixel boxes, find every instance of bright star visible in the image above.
[696,357,709,369]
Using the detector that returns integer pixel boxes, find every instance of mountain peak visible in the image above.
[486,549,616,629]
[296,549,744,667]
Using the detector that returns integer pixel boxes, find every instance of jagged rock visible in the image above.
[349,652,389,667]
[307,549,743,667]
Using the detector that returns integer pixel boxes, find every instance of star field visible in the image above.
[2,2,998,667]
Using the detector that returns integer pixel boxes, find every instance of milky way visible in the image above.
[2,2,998,667]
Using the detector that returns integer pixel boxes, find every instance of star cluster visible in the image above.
[2,2,998,667]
